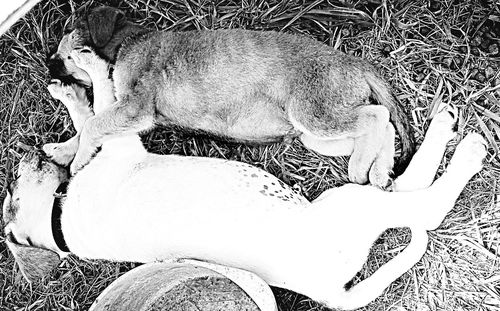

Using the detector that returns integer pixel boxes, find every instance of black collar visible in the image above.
[51,182,70,253]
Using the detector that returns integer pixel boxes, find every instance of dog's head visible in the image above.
[3,150,69,283]
[47,6,148,86]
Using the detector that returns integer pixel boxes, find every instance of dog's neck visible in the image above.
[13,181,72,256]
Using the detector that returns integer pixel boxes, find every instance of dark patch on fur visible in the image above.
[3,180,18,224]
[3,199,18,224]
[277,180,286,189]
[6,237,61,283]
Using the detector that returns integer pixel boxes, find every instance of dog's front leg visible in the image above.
[69,99,155,173]
[68,47,154,174]
[70,47,115,114]
[43,80,94,166]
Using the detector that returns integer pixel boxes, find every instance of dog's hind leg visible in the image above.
[300,122,395,188]
[380,130,486,230]
[368,123,395,188]
[393,105,458,192]
[299,135,354,157]
[43,81,94,166]
[316,131,486,310]
[347,105,392,186]
[413,131,486,229]
[295,105,391,187]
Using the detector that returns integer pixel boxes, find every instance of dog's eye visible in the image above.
[67,55,72,60]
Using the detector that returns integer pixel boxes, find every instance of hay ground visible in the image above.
[1,0,499,310]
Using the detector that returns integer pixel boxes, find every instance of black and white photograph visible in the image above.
[0,0,499,310]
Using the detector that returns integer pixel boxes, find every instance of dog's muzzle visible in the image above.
[23,148,47,169]
[47,55,67,78]
[46,55,84,86]
[22,148,70,178]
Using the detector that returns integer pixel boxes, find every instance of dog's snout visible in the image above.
[47,55,67,78]
[25,148,40,161]
[20,149,64,175]
[22,149,46,168]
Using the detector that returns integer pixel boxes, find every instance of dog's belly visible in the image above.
[157,86,297,143]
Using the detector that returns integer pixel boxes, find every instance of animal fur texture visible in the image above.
[46,6,415,188]
[3,78,486,310]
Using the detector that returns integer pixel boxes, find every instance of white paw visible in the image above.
[427,104,458,142]
[449,132,487,175]
[47,80,86,103]
[69,132,99,175]
[348,158,369,185]
[43,141,77,166]
[70,46,109,79]
[369,163,393,189]
[70,146,94,175]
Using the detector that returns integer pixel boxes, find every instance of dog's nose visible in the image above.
[22,148,48,169]
[47,56,67,78]
[25,148,40,162]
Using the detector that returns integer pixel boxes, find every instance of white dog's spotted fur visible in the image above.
[3,77,486,309]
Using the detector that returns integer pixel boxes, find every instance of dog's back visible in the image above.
[113,29,413,168]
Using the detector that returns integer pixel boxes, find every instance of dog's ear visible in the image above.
[87,6,125,48]
[6,235,61,283]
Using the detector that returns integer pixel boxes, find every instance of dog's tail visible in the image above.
[366,72,415,175]
[331,229,428,310]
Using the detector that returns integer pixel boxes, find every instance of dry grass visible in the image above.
[1,0,499,310]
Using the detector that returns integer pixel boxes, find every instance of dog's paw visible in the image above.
[348,158,369,185]
[47,80,87,103]
[70,46,109,79]
[449,132,487,175]
[70,147,94,175]
[69,133,100,175]
[427,104,458,142]
[43,140,78,166]
[368,164,393,190]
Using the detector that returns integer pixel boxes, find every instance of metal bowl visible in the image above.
[89,260,277,311]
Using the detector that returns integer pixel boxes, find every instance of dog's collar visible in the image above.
[51,181,70,253]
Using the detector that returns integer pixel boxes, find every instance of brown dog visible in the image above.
[46,6,415,187]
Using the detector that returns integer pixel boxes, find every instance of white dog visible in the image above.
[3,56,486,309]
